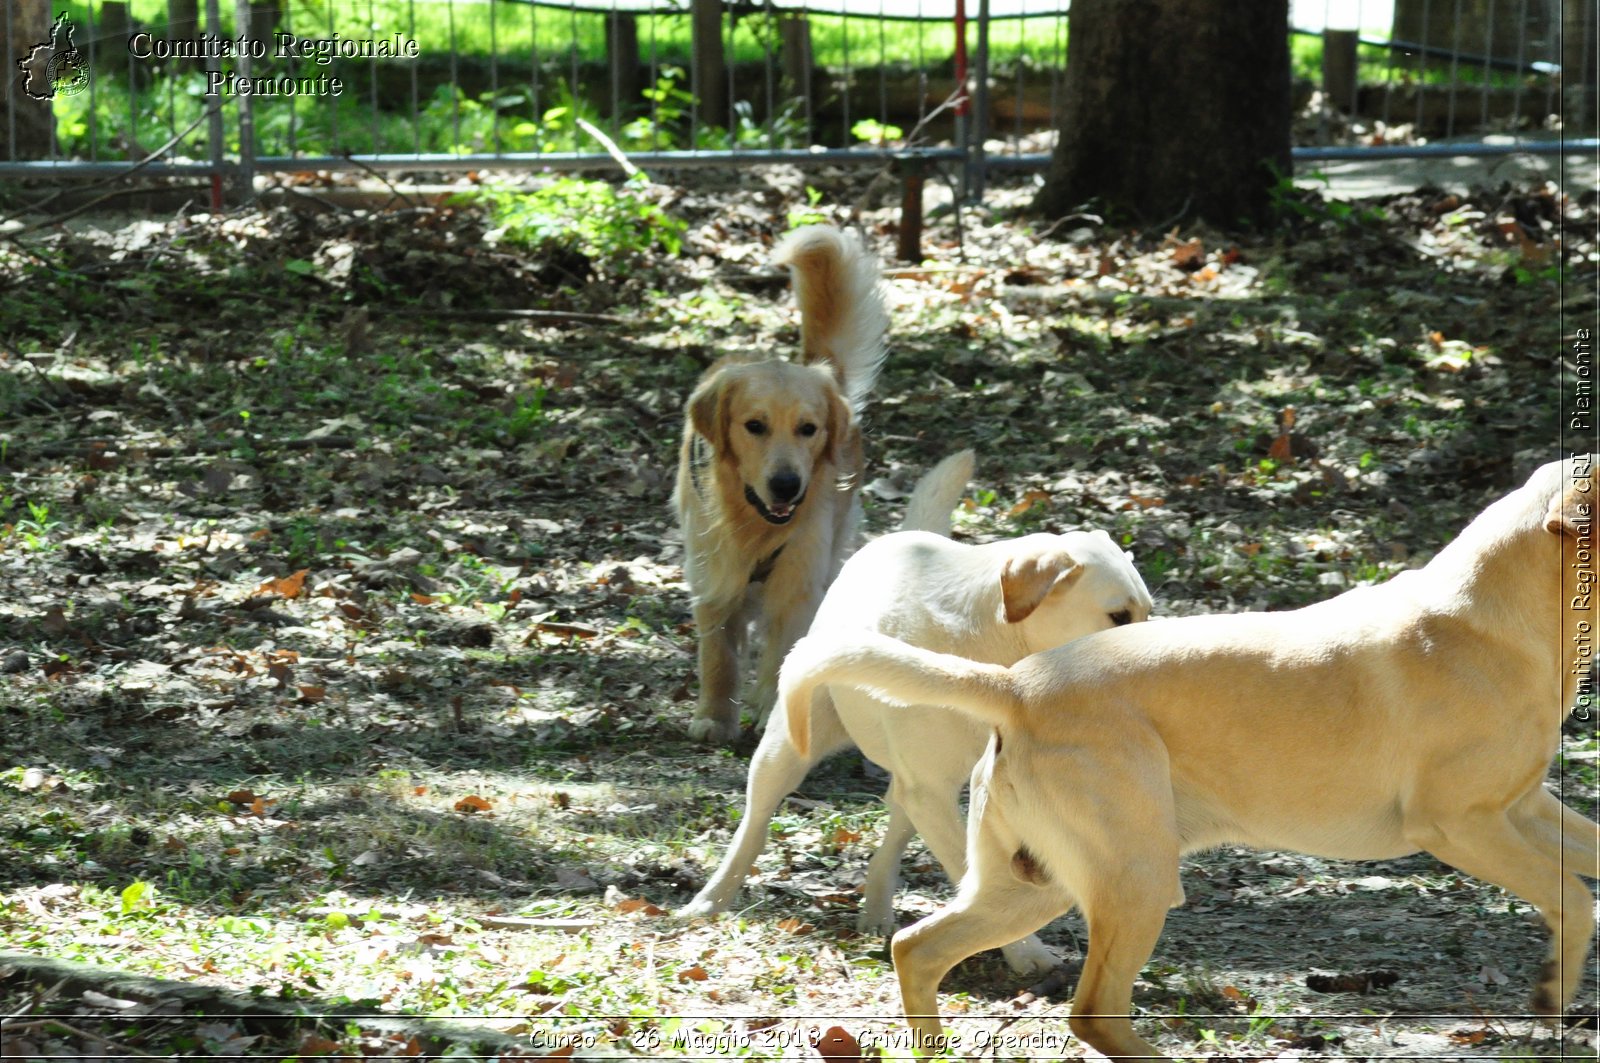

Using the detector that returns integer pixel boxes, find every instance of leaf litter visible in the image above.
[0,167,1596,1059]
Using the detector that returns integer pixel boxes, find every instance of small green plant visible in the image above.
[1268,165,1386,229]
[851,117,904,145]
[622,69,699,151]
[787,186,829,229]
[457,176,685,269]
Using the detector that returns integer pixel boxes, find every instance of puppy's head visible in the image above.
[688,359,853,526]
[999,531,1153,646]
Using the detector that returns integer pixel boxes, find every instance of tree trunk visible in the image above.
[2,0,55,160]
[1033,0,1291,228]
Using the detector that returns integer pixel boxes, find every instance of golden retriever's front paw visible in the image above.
[687,714,740,745]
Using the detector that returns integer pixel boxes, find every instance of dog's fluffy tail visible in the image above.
[901,448,975,535]
[782,630,1020,755]
[773,225,887,412]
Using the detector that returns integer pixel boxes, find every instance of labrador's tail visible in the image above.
[781,630,1021,756]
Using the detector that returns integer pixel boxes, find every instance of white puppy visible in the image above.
[682,450,1154,975]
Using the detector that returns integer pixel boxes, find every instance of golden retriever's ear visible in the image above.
[688,372,730,453]
[1000,549,1084,624]
[1545,478,1595,538]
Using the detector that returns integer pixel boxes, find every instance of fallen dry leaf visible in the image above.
[254,569,309,599]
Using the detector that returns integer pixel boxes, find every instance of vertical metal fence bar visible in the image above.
[765,6,776,149]
[234,0,255,199]
[490,0,501,153]
[448,0,460,154]
[724,1,734,143]
[1357,0,1366,129]
[567,0,579,152]
[972,0,989,197]
[610,0,621,142]
[1050,9,1062,133]
[285,1,298,156]
[916,0,927,132]
[1540,0,1554,126]
[328,2,341,153]
[1316,0,1330,143]
[129,4,141,161]
[205,0,224,207]
[1013,10,1026,156]
[646,7,658,150]
[1511,0,1528,135]
[954,0,968,195]
[802,7,813,140]
[164,16,177,142]
[85,1,97,161]
[1446,0,1463,137]
[841,11,851,146]
[689,1,699,150]
[409,0,420,155]
[1414,0,1430,130]
[371,0,382,153]
[1380,0,1397,130]
[1481,0,1495,130]
[530,0,540,155]
[877,0,888,143]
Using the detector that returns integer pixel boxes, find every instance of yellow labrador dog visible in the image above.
[781,455,1599,1061]
[675,226,886,744]
[683,449,1152,976]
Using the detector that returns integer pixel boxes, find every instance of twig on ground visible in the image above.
[576,118,646,182]
[336,152,422,210]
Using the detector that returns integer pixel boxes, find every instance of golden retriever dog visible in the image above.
[781,455,1600,1060]
[674,226,887,745]
[681,448,1153,977]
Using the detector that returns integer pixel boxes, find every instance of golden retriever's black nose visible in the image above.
[769,471,803,503]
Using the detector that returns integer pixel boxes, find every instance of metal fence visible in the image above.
[2,0,1595,201]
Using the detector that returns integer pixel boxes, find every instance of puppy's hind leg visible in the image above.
[1513,788,1600,879]
[859,795,916,936]
[1068,873,1175,1061]
[682,689,854,917]
[892,829,1071,1053]
[890,773,1060,977]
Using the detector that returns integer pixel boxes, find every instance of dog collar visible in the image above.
[749,545,785,584]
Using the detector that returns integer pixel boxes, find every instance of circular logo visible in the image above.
[47,50,90,98]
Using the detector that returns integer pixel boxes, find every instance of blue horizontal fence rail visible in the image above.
[1,0,1593,194]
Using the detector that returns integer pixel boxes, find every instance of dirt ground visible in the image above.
[1,164,1597,1060]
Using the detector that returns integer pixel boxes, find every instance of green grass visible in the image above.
[42,1,1553,162]
[61,0,1048,67]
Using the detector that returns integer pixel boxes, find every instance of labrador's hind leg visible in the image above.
[891,832,1070,1053]
[1421,809,1596,1018]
